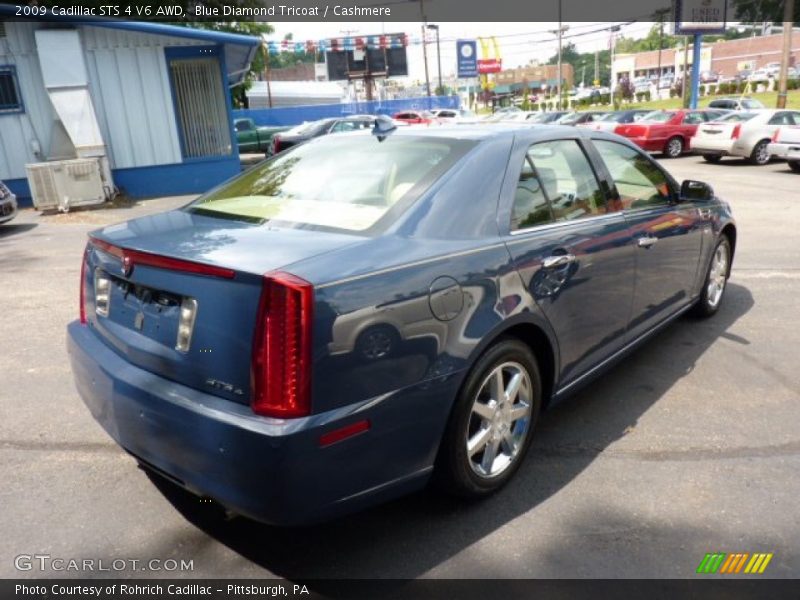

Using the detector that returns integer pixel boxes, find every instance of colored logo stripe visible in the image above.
[697,552,773,574]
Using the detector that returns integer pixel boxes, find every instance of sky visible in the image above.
[268,21,658,83]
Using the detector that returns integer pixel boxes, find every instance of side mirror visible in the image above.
[680,179,714,202]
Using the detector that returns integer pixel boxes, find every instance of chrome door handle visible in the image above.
[637,236,658,248]
[542,254,576,268]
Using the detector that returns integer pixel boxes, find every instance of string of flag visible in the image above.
[265,34,409,55]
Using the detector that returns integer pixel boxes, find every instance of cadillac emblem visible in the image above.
[122,255,133,277]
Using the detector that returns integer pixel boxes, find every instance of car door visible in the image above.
[589,138,705,340]
[503,137,636,386]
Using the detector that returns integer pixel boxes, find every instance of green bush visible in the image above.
[600,93,611,105]
[644,90,651,102]
[699,84,706,96]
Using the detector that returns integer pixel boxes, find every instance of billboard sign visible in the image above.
[674,0,728,35]
[457,40,478,78]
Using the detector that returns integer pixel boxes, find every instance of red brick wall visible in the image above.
[710,32,800,77]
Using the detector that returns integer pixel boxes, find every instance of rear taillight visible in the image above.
[772,127,781,142]
[731,124,742,139]
[272,136,280,154]
[79,244,89,324]
[251,272,313,418]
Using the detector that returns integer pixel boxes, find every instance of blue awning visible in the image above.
[0,6,260,86]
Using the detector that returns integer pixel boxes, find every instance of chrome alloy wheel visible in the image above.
[754,141,770,165]
[466,361,533,478]
[706,242,729,309]
[666,137,683,157]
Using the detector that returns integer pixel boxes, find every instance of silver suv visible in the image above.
[708,97,766,111]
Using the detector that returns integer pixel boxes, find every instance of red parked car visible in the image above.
[392,110,439,125]
[613,109,729,158]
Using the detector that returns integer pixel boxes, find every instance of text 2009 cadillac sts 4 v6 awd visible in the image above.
[68,123,736,525]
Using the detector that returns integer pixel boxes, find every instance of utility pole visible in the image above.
[609,26,621,92]
[776,0,794,108]
[261,41,273,108]
[427,24,442,95]
[419,0,431,98]
[550,2,569,110]
[655,8,669,92]
[594,47,599,86]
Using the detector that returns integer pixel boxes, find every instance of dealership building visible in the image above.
[612,31,800,83]
[0,14,259,206]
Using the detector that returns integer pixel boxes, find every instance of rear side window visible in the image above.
[188,135,475,233]
[684,112,706,124]
[768,112,797,126]
[511,139,608,231]
[593,140,672,210]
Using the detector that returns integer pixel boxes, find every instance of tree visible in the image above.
[732,0,800,24]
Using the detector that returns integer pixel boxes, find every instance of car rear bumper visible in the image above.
[690,138,735,155]
[0,194,17,224]
[67,321,443,525]
[767,142,800,161]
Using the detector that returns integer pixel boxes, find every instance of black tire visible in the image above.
[434,338,542,498]
[702,154,723,163]
[788,160,800,173]
[690,236,732,318]
[748,139,771,165]
[355,324,399,360]
[663,136,684,158]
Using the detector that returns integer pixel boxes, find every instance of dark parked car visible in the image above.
[69,125,736,525]
[0,179,18,224]
[270,115,376,154]
[233,118,289,154]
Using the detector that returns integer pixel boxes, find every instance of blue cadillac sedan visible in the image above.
[68,123,736,525]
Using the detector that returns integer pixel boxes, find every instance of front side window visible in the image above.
[234,120,253,132]
[593,140,672,210]
[188,135,474,233]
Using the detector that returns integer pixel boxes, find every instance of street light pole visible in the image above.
[776,0,794,109]
[419,0,431,98]
[550,19,569,108]
[427,24,442,95]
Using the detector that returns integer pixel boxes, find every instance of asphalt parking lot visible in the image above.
[1,155,799,581]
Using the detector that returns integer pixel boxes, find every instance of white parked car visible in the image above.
[0,180,18,225]
[690,109,800,165]
[767,125,800,172]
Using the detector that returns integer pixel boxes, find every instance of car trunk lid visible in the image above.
[83,209,361,406]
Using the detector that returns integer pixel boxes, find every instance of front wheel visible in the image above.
[748,139,771,165]
[664,136,684,158]
[788,160,800,173]
[691,236,731,318]
[434,338,542,498]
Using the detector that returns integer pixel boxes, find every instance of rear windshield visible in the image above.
[641,110,676,123]
[287,120,331,136]
[187,135,475,233]
[715,112,757,122]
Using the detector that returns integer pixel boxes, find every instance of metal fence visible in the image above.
[233,95,461,127]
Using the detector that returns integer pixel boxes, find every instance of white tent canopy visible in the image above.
[246,81,347,108]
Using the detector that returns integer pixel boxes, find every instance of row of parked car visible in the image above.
[233,102,800,168]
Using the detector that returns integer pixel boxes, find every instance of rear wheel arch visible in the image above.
[462,320,557,408]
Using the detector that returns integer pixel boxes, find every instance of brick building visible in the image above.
[494,63,575,94]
